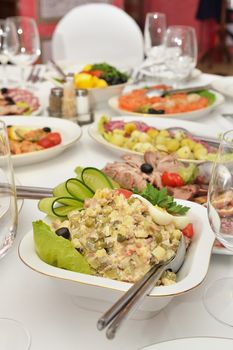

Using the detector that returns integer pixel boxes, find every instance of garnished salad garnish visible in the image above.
[34,167,193,284]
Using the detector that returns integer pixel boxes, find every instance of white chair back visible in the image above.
[52,3,144,69]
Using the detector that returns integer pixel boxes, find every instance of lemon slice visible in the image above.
[8,126,24,141]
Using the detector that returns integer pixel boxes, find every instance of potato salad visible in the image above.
[58,188,187,284]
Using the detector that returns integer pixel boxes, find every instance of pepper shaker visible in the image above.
[48,87,63,117]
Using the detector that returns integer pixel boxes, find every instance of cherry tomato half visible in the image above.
[115,189,133,199]
[38,132,62,149]
[46,132,62,146]
[38,137,54,149]
[182,223,194,239]
[89,70,103,78]
[161,172,184,187]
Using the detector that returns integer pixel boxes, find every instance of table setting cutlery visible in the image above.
[97,234,186,339]
[145,83,213,98]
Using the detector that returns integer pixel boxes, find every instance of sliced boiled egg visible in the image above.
[132,194,173,225]
[132,194,189,229]
[172,215,189,230]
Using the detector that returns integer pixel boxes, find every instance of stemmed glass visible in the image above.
[0,19,9,86]
[204,129,233,327]
[5,16,41,87]
[144,12,166,64]
[0,120,31,349]
[164,25,197,85]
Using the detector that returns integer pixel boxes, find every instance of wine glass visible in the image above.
[204,129,233,327]
[0,19,9,86]
[144,12,166,64]
[0,120,31,349]
[164,25,197,85]
[5,16,41,87]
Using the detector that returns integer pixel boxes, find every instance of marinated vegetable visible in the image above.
[98,116,218,161]
[7,126,62,155]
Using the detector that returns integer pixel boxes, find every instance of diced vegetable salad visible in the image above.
[34,167,193,285]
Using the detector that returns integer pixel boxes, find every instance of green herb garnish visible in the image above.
[134,183,190,215]
[91,63,128,85]
[195,90,216,105]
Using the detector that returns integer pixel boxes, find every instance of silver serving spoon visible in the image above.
[97,234,186,339]
[146,84,212,98]
[166,126,221,147]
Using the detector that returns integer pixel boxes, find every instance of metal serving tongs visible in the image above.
[146,83,213,98]
[15,185,53,199]
[0,185,53,200]
[97,234,186,340]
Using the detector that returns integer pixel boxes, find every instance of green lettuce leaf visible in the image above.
[196,90,216,105]
[33,220,92,275]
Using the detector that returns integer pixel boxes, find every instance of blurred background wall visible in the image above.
[0,0,233,74]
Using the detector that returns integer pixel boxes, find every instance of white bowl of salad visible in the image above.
[73,63,130,109]
[18,167,215,319]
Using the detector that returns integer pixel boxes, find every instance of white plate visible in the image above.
[139,337,233,350]
[88,115,220,157]
[18,200,215,318]
[108,90,224,121]
[0,116,82,167]
[211,76,233,98]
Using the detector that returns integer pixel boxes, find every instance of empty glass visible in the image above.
[0,120,31,348]
[204,129,233,327]
[0,19,9,85]
[164,25,197,84]
[5,16,41,87]
[144,12,166,63]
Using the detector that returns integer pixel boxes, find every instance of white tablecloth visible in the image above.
[1,67,233,350]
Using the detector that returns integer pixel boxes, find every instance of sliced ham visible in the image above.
[167,184,199,200]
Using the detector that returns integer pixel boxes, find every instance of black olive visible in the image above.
[55,227,70,239]
[148,108,165,114]
[5,96,15,105]
[43,127,51,132]
[1,87,8,94]
[140,163,153,174]
[7,125,12,128]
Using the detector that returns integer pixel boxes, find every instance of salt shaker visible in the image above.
[76,89,93,125]
[48,87,63,117]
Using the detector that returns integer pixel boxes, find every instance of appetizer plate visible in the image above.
[88,115,220,158]
[0,116,82,167]
[18,200,215,319]
[211,76,233,99]
[108,90,224,121]
[0,87,43,116]
[139,337,233,350]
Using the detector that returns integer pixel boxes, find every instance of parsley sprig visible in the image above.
[134,184,190,215]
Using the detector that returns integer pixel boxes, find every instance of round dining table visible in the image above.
[1,65,233,350]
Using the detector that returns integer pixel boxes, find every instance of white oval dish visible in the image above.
[88,115,220,157]
[18,201,214,318]
[0,116,82,167]
[139,336,233,350]
[108,90,224,121]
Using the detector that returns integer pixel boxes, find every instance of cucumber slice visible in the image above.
[38,197,83,217]
[65,178,94,200]
[81,167,114,192]
[74,166,84,180]
[53,182,70,197]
